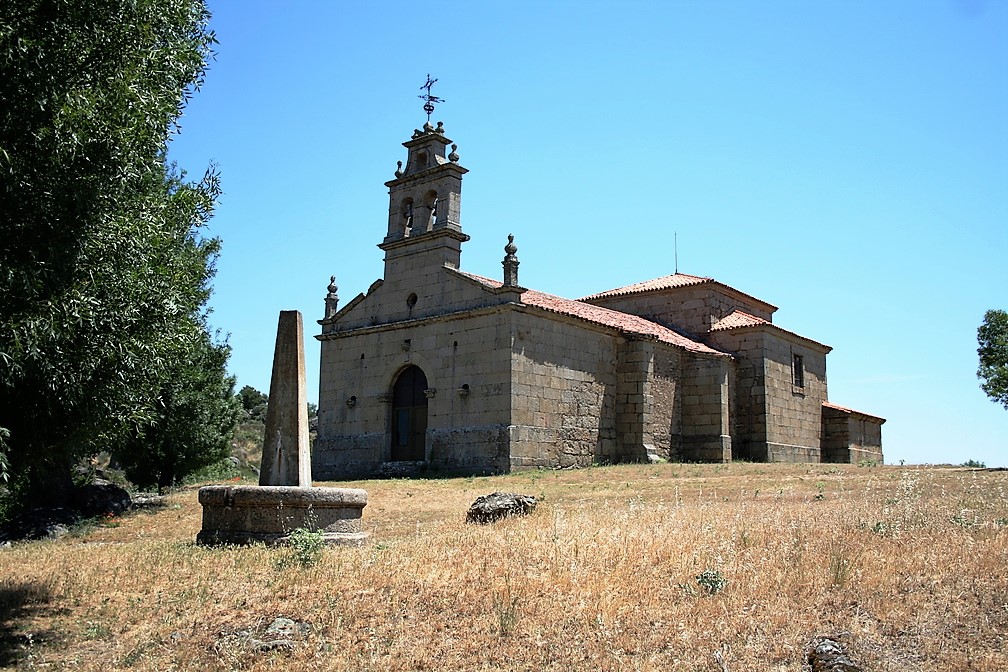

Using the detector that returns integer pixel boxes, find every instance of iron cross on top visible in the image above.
[419,74,443,121]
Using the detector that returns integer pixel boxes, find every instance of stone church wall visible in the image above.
[708,330,767,461]
[822,407,884,464]
[760,333,827,462]
[315,307,515,479]
[708,328,828,462]
[331,264,509,333]
[647,343,683,460]
[679,354,732,462]
[508,311,618,469]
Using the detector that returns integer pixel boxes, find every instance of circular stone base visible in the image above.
[197,485,368,547]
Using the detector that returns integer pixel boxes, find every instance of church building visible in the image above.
[313,122,884,479]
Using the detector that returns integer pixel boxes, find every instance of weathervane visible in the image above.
[418,74,443,121]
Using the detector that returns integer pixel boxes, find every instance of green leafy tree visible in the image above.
[0,0,225,506]
[114,330,240,491]
[977,309,1008,410]
[237,385,269,421]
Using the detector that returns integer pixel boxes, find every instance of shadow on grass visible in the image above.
[0,580,59,666]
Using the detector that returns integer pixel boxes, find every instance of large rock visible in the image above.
[75,479,131,517]
[807,636,862,672]
[466,492,537,524]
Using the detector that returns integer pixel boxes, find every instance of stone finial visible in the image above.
[324,275,339,319]
[260,310,311,487]
[435,121,445,135]
[395,160,403,178]
[502,233,520,287]
[448,144,460,163]
[423,121,434,133]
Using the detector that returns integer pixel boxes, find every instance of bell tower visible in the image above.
[379,121,469,275]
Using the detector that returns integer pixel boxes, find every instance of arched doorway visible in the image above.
[391,365,428,461]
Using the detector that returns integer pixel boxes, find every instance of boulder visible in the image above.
[74,479,131,517]
[466,492,537,524]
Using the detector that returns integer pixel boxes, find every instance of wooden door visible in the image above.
[391,366,428,461]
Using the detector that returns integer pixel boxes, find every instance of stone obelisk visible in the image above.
[259,310,312,487]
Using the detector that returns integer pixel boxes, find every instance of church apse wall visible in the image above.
[707,329,766,461]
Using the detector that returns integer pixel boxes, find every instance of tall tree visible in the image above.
[978,309,1008,410]
[0,0,228,506]
[114,329,240,491]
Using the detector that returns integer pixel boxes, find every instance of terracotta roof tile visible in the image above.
[581,273,713,299]
[581,272,777,313]
[711,310,831,351]
[711,310,768,330]
[453,270,728,356]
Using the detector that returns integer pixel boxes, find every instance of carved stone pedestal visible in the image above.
[197,485,368,546]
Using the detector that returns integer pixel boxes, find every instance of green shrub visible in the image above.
[696,569,727,595]
[279,527,326,568]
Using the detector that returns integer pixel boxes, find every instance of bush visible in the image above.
[278,527,325,568]
[696,569,727,595]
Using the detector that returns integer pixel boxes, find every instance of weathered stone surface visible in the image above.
[806,636,862,672]
[197,485,368,546]
[466,491,536,524]
[214,617,310,656]
[260,310,311,487]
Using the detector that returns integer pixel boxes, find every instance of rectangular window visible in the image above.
[792,354,805,388]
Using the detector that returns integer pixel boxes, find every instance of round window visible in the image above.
[406,293,418,308]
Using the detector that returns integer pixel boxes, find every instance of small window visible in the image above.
[792,354,804,388]
[406,293,418,308]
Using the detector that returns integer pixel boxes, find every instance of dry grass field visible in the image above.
[1,462,1006,671]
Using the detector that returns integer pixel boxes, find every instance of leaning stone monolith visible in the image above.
[259,310,311,487]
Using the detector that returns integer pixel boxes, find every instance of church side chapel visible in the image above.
[313,118,884,480]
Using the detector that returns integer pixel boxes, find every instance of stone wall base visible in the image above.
[681,435,732,463]
[752,441,822,463]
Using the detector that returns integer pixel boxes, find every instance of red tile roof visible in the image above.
[710,310,766,330]
[452,270,728,356]
[581,273,777,313]
[711,310,831,352]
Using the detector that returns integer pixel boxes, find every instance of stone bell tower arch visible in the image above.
[379,121,469,277]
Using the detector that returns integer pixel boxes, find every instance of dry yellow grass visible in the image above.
[1,462,1006,671]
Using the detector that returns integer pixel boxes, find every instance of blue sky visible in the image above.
[168,1,1008,467]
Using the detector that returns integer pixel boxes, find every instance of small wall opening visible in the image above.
[400,198,414,236]
[423,190,439,230]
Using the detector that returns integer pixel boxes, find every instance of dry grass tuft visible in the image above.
[1,463,1006,670]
